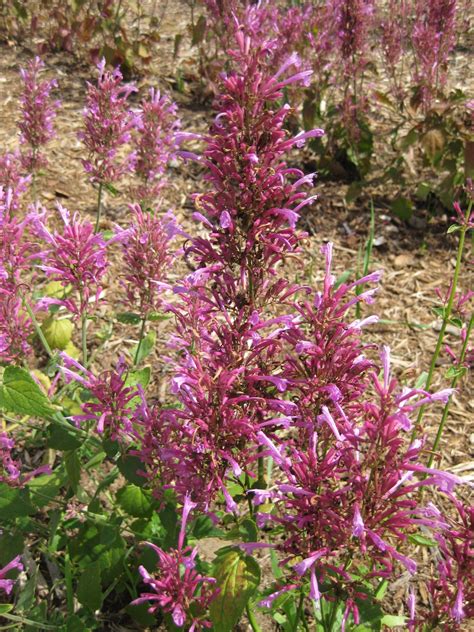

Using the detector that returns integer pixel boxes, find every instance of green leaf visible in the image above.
[0,605,13,615]
[390,197,414,221]
[65,450,81,493]
[0,483,35,518]
[117,454,146,487]
[41,317,74,350]
[408,533,437,547]
[66,614,87,632]
[446,366,466,380]
[381,614,406,628]
[148,311,172,322]
[447,224,461,234]
[210,547,261,632]
[77,561,103,611]
[131,331,156,364]
[28,470,66,509]
[46,423,82,451]
[0,366,55,419]
[414,371,428,389]
[191,15,207,46]
[125,367,151,389]
[116,312,142,325]
[334,269,352,289]
[117,484,153,518]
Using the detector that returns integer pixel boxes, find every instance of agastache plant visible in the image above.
[135,14,324,511]
[79,59,137,231]
[17,56,60,186]
[0,152,31,211]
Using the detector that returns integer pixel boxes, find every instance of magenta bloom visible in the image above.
[132,88,181,205]
[132,496,218,630]
[412,0,457,108]
[0,555,23,595]
[60,354,138,439]
[79,59,137,185]
[33,204,107,318]
[113,205,179,317]
[18,56,60,173]
[0,187,38,362]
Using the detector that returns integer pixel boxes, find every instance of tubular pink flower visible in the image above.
[0,555,23,595]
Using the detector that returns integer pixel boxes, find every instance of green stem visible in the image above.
[412,200,472,439]
[81,309,88,367]
[94,182,104,233]
[292,591,305,632]
[22,296,53,358]
[134,314,147,366]
[246,603,262,632]
[427,313,473,467]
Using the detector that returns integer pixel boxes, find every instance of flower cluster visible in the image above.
[17,56,60,173]
[412,0,458,108]
[132,88,181,205]
[0,188,37,362]
[113,205,178,318]
[133,496,218,631]
[79,59,137,185]
[32,204,107,318]
[60,354,138,439]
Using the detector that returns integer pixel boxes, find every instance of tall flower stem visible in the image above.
[134,315,147,366]
[246,602,262,632]
[427,313,473,468]
[95,182,104,233]
[22,295,53,359]
[81,311,88,367]
[412,199,472,439]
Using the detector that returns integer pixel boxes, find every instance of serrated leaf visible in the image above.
[210,548,261,632]
[77,561,102,611]
[117,484,153,518]
[0,604,13,614]
[381,614,406,628]
[0,366,55,419]
[148,311,171,322]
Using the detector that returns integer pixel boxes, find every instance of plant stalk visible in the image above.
[427,313,473,467]
[22,295,53,359]
[246,603,262,632]
[412,200,472,439]
[134,314,147,366]
[94,182,104,233]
